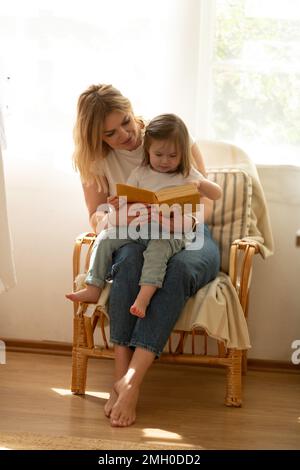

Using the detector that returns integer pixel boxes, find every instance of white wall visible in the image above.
[247,165,300,361]
[0,158,87,343]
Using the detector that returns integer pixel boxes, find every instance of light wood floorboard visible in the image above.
[0,352,299,450]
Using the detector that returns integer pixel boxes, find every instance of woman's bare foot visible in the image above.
[110,377,140,427]
[65,285,101,303]
[104,389,118,418]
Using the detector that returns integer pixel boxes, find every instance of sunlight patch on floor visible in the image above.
[147,440,200,449]
[51,388,109,399]
[51,388,72,396]
[142,428,182,440]
[142,428,201,449]
[85,390,110,399]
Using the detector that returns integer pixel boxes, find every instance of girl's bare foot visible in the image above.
[104,389,118,418]
[110,377,140,427]
[65,285,101,303]
[129,285,158,318]
[130,302,146,318]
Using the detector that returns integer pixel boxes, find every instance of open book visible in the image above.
[116,183,200,212]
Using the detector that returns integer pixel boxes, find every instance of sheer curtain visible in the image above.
[1,0,201,172]
[0,111,16,293]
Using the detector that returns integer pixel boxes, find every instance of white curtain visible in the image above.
[0,108,16,293]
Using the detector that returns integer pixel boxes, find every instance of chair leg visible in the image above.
[71,348,88,395]
[242,349,248,375]
[71,314,89,394]
[225,349,242,407]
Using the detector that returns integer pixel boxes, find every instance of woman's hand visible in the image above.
[106,196,142,227]
[107,195,127,211]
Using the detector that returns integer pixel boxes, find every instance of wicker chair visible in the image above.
[71,143,264,407]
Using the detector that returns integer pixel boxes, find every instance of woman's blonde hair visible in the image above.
[73,84,136,184]
[143,114,192,177]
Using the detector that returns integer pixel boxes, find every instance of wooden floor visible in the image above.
[0,351,299,450]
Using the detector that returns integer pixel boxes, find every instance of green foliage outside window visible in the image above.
[213,0,300,146]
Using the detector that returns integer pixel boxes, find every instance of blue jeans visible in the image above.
[108,224,220,357]
[85,226,185,289]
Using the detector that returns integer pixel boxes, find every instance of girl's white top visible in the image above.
[127,164,204,191]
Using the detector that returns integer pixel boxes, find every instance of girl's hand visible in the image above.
[110,202,151,227]
[190,180,203,194]
[151,210,170,230]
[127,203,152,226]
[193,179,222,200]
[151,207,194,234]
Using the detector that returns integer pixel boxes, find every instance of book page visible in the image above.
[156,184,200,213]
[156,183,198,199]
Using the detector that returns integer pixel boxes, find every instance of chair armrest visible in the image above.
[296,229,300,247]
[229,239,260,315]
[72,232,97,315]
[75,232,97,243]
[73,232,96,277]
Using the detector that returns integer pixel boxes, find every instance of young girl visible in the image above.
[66,114,221,318]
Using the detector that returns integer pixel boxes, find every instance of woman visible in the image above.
[73,84,220,427]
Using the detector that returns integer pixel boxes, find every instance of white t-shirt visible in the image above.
[126,164,204,191]
[90,144,145,196]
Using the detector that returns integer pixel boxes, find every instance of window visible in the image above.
[208,0,300,164]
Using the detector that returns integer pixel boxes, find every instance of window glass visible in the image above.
[212,0,300,164]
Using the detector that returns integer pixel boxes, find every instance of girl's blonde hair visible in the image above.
[143,114,192,177]
[73,84,139,185]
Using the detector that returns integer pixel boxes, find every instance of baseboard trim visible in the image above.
[3,338,300,373]
[247,358,300,373]
[4,338,72,357]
